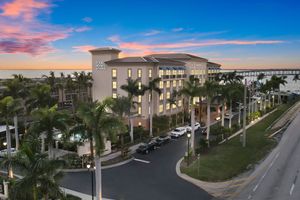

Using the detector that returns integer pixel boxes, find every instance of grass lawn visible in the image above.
[181,102,295,182]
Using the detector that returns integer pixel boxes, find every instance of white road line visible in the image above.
[252,152,280,193]
[133,158,150,164]
[290,184,295,196]
[248,194,252,199]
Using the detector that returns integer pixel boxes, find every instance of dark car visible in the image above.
[156,135,171,146]
[136,141,157,154]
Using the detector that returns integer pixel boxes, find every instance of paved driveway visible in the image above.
[60,133,213,200]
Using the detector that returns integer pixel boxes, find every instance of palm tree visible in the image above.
[203,80,219,147]
[293,74,300,82]
[0,96,21,178]
[180,76,203,154]
[167,89,181,127]
[144,78,161,137]
[226,83,244,129]
[108,96,131,157]
[222,71,244,84]
[30,105,69,159]
[121,78,145,143]
[27,84,55,110]
[4,142,66,200]
[76,99,123,200]
[257,73,265,82]
[4,75,29,150]
[270,75,287,104]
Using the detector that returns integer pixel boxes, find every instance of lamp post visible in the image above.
[187,133,191,165]
[87,164,94,200]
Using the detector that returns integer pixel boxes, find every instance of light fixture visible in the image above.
[87,164,91,169]
[187,133,191,138]
[3,142,7,146]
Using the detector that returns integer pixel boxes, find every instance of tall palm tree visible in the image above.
[4,143,66,200]
[180,76,203,154]
[30,105,69,159]
[270,75,287,104]
[293,74,300,82]
[226,83,244,129]
[167,89,181,127]
[144,78,161,137]
[121,78,145,143]
[203,80,219,147]
[4,75,29,150]
[257,73,265,82]
[0,96,21,178]
[222,71,244,84]
[77,99,123,200]
[108,96,131,157]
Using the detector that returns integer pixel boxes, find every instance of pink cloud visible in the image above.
[0,0,49,21]
[74,26,92,32]
[72,45,97,53]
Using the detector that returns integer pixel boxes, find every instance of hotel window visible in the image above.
[159,81,163,89]
[138,95,142,103]
[166,103,170,110]
[166,70,170,76]
[172,103,176,109]
[137,69,142,78]
[149,94,151,102]
[112,81,117,89]
[138,106,142,115]
[138,82,142,90]
[128,69,132,78]
[191,69,195,75]
[166,81,170,88]
[159,93,164,100]
[173,70,177,76]
[178,100,182,107]
[148,69,152,78]
[166,92,170,99]
[159,70,163,78]
[112,69,117,78]
[159,104,164,113]
[179,80,182,87]
[112,93,117,99]
[172,81,176,87]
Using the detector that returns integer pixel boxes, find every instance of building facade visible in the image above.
[90,47,221,129]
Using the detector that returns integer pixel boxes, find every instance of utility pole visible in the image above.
[243,79,247,147]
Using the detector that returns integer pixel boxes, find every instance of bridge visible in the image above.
[222,68,300,77]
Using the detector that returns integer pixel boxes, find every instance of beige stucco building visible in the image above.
[90,47,221,129]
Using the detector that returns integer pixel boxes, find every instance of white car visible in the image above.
[186,122,201,132]
[170,127,187,138]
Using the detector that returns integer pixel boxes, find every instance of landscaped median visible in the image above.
[181,102,297,183]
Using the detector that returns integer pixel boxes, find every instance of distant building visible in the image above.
[207,61,221,81]
[90,47,221,129]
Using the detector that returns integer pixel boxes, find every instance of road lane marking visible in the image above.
[289,169,299,196]
[290,184,295,196]
[133,158,150,164]
[247,152,280,199]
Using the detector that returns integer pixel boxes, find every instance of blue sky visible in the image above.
[0,0,299,69]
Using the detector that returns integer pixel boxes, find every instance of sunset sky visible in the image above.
[0,0,300,70]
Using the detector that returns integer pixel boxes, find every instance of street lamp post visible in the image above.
[87,164,94,200]
[243,79,247,147]
[187,133,191,166]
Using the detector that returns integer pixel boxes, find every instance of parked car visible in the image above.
[0,148,17,157]
[136,142,157,154]
[186,122,201,132]
[171,127,186,138]
[155,135,171,145]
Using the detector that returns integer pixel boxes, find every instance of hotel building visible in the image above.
[90,47,221,129]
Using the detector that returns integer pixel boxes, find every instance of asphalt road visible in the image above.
[235,111,300,200]
[60,133,213,200]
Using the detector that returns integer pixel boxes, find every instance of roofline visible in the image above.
[89,47,121,53]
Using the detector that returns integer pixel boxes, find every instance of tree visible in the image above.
[226,83,244,129]
[270,75,287,104]
[30,105,69,159]
[4,142,66,200]
[167,89,181,127]
[221,71,244,84]
[27,84,55,110]
[120,78,145,143]
[108,96,131,157]
[144,78,161,137]
[3,75,29,150]
[180,76,203,154]
[0,96,21,178]
[293,74,300,82]
[203,80,219,147]
[76,99,123,200]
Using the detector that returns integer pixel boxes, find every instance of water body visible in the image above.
[0,70,91,79]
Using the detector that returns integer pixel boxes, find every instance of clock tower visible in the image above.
[89,47,121,101]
